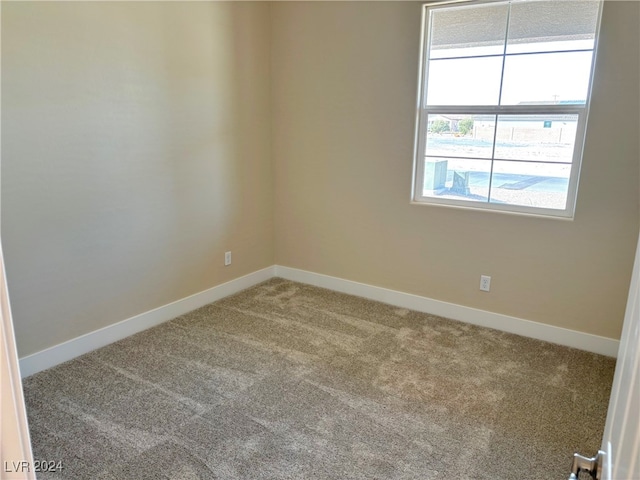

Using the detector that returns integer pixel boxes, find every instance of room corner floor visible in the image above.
[22,278,615,479]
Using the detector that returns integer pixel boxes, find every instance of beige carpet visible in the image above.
[22,278,615,479]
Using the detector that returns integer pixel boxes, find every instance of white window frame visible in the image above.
[411,0,603,219]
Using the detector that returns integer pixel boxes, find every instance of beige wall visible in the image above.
[2,1,638,358]
[272,1,640,340]
[2,2,274,356]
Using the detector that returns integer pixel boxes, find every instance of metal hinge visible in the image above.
[568,450,606,480]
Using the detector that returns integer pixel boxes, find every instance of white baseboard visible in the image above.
[20,264,619,378]
[19,267,275,378]
[274,266,620,358]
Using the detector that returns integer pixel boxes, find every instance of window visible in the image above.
[412,0,602,218]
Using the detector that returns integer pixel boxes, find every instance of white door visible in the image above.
[600,233,640,479]
[0,244,35,479]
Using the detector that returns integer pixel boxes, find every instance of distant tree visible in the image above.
[458,118,474,136]
[430,119,450,134]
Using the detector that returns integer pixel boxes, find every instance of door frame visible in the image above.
[1,243,35,480]
[600,231,640,479]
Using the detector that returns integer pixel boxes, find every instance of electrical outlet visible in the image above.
[224,251,232,266]
[480,275,491,292]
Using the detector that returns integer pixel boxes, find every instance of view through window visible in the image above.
[413,0,603,217]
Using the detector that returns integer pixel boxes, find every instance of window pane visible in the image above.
[501,51,593,105]
[414,0,602,217]
[506,1,600,54]
[489,161,570,210]
[494,114,578,163]
[425,114,495,159]
[429,3,508,59]
[423,158,491,202]
[427,57,503,105]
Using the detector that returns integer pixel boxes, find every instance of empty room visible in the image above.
[2,1,639,479]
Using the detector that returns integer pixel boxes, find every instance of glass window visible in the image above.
[413,0,602,218]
